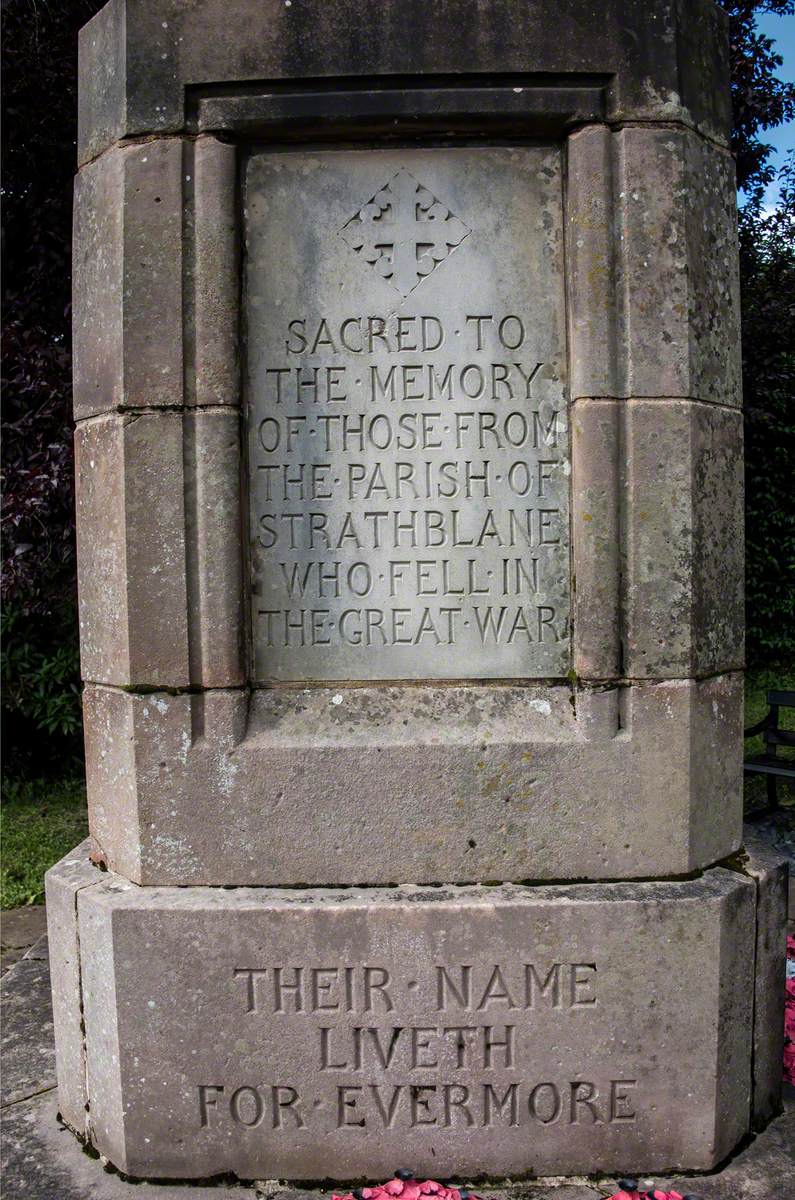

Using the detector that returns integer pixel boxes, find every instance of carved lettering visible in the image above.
[247,151,570,679]
[203,955,634,1142]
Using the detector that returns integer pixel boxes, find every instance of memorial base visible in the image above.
[46,843,786,1183]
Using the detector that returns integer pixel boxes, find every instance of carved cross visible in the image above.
[340,168,470,297]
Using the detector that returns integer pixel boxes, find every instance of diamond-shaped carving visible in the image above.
[340,168,471,297]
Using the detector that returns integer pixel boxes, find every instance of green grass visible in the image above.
[743,664,795,813]
[1,775,88,908]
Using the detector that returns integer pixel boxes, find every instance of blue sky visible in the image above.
[756,11,794,206]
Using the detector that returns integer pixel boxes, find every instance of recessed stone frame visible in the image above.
[73,77,744,885]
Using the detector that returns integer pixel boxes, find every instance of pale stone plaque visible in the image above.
[245,147,570,680]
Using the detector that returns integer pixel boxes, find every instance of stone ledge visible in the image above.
[77,0,732,165]
[81,677,744,886]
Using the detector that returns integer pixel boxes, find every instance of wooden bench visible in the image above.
[744,689,795,813]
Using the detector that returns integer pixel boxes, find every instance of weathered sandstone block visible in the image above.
[73,135,239,420]
[44,843,97,1138]
[743,835,789,1129]
[567,126,742,407]
[72,139,184,419]
[620,400,744,677]
[81,675,743,886]
[75,409,243,689]
[48,847,761,1180]
[571,399,744,680]
[77,0,731,166]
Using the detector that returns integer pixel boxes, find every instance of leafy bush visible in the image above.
[1,602,82,738]
[1,0,100,768]
[739,162,795,664]
[728,1,795,666]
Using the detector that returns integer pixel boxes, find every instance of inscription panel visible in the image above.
[245,147,570,680]
[96,875,752,1179]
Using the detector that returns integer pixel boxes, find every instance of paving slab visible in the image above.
[24,932,50,960]
[1,905,48,973]
[0,955,56,1107]
[1,1094,261,1200]
[1,904,48,949]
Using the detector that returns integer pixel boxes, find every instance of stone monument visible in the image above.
[47,0,787,1182]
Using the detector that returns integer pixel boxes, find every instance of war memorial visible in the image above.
[44,0,787,1185]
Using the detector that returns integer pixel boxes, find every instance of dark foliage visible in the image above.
[739,160,795,663]
[728,1,795,198]
[1,0,101,770]
[726,0,795,664]
[0,2,793,771]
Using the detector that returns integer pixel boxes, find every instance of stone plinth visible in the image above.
[49,0,787,1183]
[48,843,780,1182]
